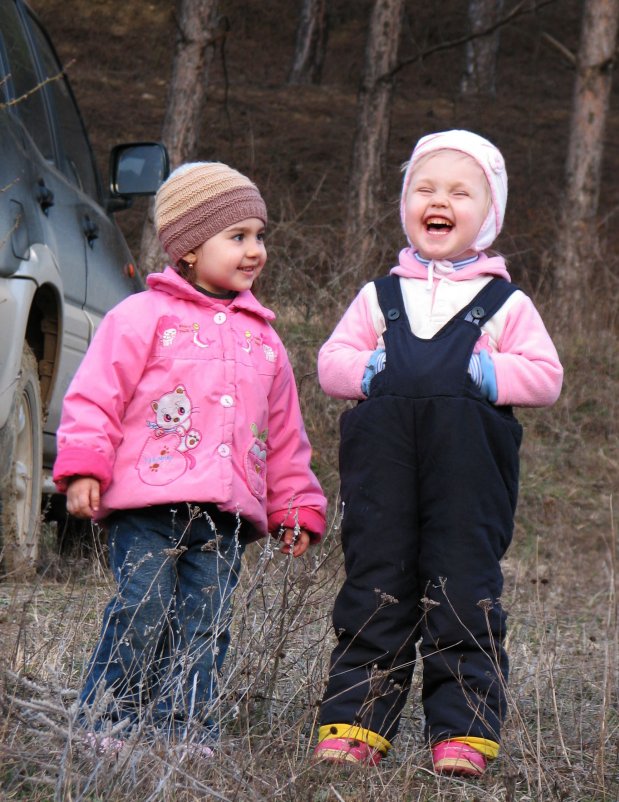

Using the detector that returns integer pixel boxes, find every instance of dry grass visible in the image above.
[1,308,618,801]
[0,502,617,801]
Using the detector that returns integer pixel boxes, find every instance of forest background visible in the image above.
[1,1,618,801]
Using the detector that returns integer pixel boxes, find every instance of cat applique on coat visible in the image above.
[136,385,201,485]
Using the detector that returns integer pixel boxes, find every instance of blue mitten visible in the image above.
[361,348,386,395]
[468,350,498,402]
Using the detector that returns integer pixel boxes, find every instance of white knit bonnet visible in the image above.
[400,129,508,252]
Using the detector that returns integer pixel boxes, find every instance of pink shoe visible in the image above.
[83,731,125,756]
[178,742,215,761]
[432,740,487,777]
[313,737,383,766]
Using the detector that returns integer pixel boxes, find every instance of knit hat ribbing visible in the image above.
[400,130,508,252]
[155,162,267,265]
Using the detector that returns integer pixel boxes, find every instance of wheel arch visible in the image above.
[25,282,62,416]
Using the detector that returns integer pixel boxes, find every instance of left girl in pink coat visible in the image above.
[53,161,327,757]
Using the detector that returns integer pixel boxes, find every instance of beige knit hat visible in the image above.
[155,162,268,265]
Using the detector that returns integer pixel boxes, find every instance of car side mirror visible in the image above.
[107,142,170,212]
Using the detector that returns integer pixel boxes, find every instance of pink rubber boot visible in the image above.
[432,740,487,777]
[314,737,383,766]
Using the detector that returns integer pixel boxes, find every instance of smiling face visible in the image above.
[403,149,491,262]
[183,217,267,294]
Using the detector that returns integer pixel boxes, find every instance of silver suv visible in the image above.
[0,0,168,573]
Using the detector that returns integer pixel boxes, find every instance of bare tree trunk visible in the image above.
[555,0,619,315]
[460,0,504,96]
[139,0,219,276]
[288,0,329,85]
[345,0,405,270]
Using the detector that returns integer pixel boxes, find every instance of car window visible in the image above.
[26,12,100,200]
[0,0,54,160]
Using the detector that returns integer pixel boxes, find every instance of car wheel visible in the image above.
[45,492,95,557]
[0,343,43,575]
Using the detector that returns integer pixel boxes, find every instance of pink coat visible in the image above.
[53,268,327,541]
[319,249,563,407]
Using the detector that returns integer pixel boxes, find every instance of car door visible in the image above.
[2,0,92,448]
[27,14,144,331]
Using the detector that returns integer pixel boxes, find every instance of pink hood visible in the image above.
[391,247,511,282]
[146,269,276,318]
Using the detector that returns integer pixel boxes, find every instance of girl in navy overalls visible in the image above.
[314,130,563,775]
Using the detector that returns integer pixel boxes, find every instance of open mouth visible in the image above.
[425,216,453,233]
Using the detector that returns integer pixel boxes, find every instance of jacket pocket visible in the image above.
[244,429,268,498]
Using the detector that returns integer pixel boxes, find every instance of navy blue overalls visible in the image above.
[319,274,523,747]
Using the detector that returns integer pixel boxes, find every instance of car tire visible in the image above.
[0,343,43,575]
[45,492,95,557]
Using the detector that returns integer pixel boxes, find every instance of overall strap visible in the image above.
[374,274,404,324]
[374,274,519,329]
[459,278,519,327]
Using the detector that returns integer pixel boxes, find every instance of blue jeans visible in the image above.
[79,504,246,743]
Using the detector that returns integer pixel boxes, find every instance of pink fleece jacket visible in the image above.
[318,249,563,407]
[53,268,327,541]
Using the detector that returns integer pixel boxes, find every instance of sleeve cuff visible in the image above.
[53,448,113,493]
[267,507,326,542]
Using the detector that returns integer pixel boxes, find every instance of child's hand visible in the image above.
[66,477,101,518]
[469,350,498,403]
[279,527,311,558]
[361,348,386,395]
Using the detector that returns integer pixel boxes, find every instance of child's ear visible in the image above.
[183,251,197,265]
